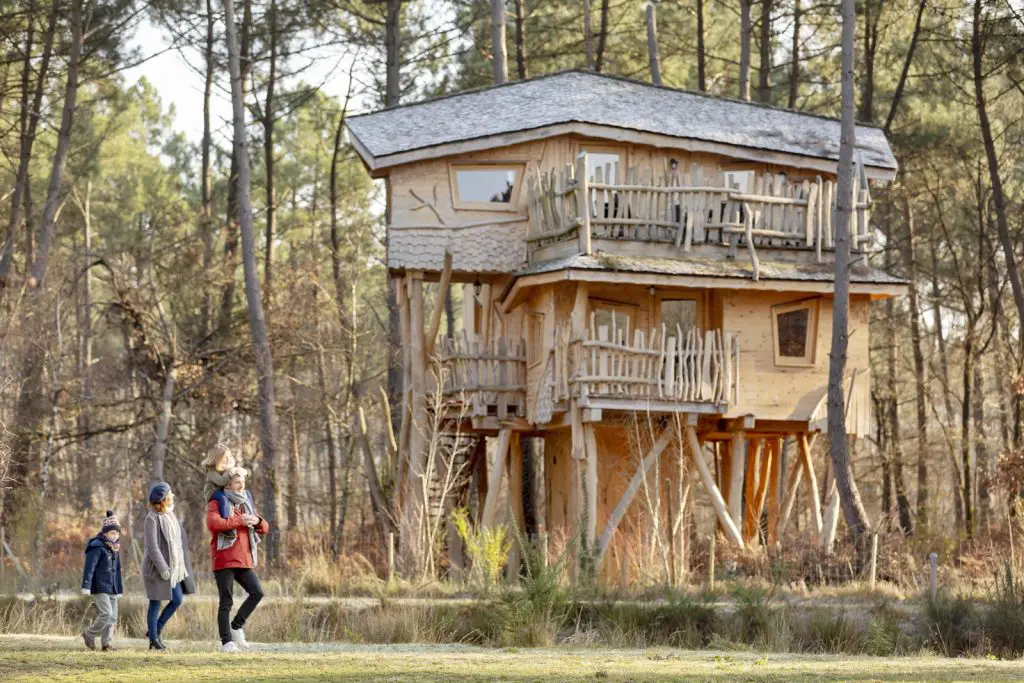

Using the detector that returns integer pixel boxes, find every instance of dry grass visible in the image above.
[1,635,1023,682]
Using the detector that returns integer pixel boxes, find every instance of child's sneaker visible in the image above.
[220,641,241,653]
[230,627,250,648]
[82,633,96,651]
[101,644,114,652]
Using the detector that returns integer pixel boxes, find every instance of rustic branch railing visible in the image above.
[526,153,874,278]
[435,333,527,419]
[552,313,740,408]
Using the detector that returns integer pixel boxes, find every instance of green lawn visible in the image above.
[0,635,1019,682]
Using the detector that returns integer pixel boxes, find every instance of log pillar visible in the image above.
[728,432,746,532]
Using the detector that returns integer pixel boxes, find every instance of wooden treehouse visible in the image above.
[346,71,904,574]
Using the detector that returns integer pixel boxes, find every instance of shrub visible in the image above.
[731,585,772,644]
[924,593,981,657]
[984,562,1024,659]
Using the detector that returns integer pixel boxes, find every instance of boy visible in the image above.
[82,510,124,651]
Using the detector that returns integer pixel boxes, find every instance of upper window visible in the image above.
[771,300,819,367]
[590,299,636,343]
[450,163,525,211]
[578,145,626,183]
[724,169,756,193]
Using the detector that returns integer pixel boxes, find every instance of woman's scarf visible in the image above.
[217,489,261,567]
[155,510,188,587]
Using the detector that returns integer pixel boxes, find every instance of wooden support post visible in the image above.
[387,532,395,584]
[719,440,732,535]
[799,433,823,538]
[743,438,762,543]
[821,477,840,553]
[462,283,476,342]
[929,552,938,599]
[479,283,493,345]
[397,276,412,486]
[766,437,782,543]
[481,428,512,528]
[507,432,524,581]
[424,251,453,359]
[728,432,745,532]
[776,453,805,539]
[583,423,599,557]
[686,425,744,548]
[595,424,675,566]
[750,439,773,545]
[708,534,716,591]
[868,533,878,592]
[575,152,592,255]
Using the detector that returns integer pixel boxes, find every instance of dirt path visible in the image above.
[0,634,1020,682]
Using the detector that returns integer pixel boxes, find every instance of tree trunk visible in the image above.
[696,0,706,90]
[75,181,94,510]
[583,0,594,70]
[972,0,1024,338]
[788,0,800,108]
[961,331,974,538]
[262,0,278,306]
[514,0,527,78]
[384,0,403,490]
[4,0,84,534]
[901,195,928,529]
[595,0,610,72]
[827,0,871,545]
[758,0,772,103]
[385,0,402,106]
[151,372,175,484]
[491,0,508,84]
[883,0,926,133]
[973,362,991,530]
[644,2,662,86]
[858,0,878,123]
[739,0,751,100]
[223,0,281,566]
[0,0,58,288]
[884,239,912,535]
[199,0,216,340]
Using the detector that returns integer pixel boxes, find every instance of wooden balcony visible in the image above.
[551,314,740,415]
[435,334,527,419]
[525,153,873,280]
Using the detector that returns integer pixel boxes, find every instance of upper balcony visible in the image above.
[526,153,873,281]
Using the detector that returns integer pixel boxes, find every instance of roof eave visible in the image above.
[358,121,898,182]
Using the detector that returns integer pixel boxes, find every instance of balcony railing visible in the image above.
[551,314,740,410]
[526,153,873,280]
[435,334,527,419]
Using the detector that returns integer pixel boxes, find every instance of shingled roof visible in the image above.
[347,70,897,178]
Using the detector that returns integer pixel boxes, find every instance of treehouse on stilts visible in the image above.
[346,71,903,579]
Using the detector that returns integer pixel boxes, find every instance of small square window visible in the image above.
[771,300,819,367]
[450,162,526,211]
[590,299,636,343]
[661,299,697,336]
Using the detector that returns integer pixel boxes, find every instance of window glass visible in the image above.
[724,170,755,193]
[661,299,697,336]
[584,151,622,182]
[777,307,810,358]
[592,303,633,342]
[455,167,519,204]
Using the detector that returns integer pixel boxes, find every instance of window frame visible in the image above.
[656,292,705,337]
[448,161,527,212]
[589,298,639,343]
[574,142,628,183]
[771,298,820,367]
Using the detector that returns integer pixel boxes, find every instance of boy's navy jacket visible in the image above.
[82,535,124,595]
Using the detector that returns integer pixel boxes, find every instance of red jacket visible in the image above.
[206,498,269,571]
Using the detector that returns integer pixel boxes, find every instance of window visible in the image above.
[724,169,756,193]
[771,300,819,367]
[661,299,697,337]
[590,299,636,343]
[450,163,525,211]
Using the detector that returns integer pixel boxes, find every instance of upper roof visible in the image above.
[347,70,898,179]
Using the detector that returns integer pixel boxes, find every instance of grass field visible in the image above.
[0,635,1021,682]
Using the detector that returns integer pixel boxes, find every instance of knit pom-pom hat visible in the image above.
[101,510,121,534]
[149,482,171,504]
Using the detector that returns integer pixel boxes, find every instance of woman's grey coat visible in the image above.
[142,512,196,600]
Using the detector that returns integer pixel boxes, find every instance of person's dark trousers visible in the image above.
[214,568,264,644]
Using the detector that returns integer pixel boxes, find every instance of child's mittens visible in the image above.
[82,588,91,595]
[160,570,171,581]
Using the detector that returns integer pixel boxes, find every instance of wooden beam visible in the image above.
[686,424,744,548]
[776,435,806,539]
[424,251,453,359]
[595,425,676,565]
[751,439,773,545]
[407,275,428,517]
[462,283,476,342]
[507,432,525,578]
[728,431,746,531]
[481,427,512,528]
[799,433,823,538]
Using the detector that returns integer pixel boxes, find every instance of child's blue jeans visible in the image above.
[147,582,184,639]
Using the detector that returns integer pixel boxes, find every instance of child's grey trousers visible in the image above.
[84,594,119,646]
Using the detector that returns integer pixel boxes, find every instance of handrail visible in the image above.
[435,332,528,419]
[526,153,874,279]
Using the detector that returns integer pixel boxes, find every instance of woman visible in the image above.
[143,482,195,650]
[207,467,269,653]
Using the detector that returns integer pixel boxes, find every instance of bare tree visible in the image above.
[514,0,526,78]
[583,0,594,70]
[739,0,751,100]
[223,0,281,565]
[646,2,661,86]
[788,0,800,108]
[827,0,871,545]
[491,0,508,84]
[696,0,706,91]
[595,0,610,72]
[758,0,772,103]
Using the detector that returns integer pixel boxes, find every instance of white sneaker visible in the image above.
[230,627,250,648]
[220,641,241,653]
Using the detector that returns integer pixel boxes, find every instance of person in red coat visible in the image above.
[206,467,269,653]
